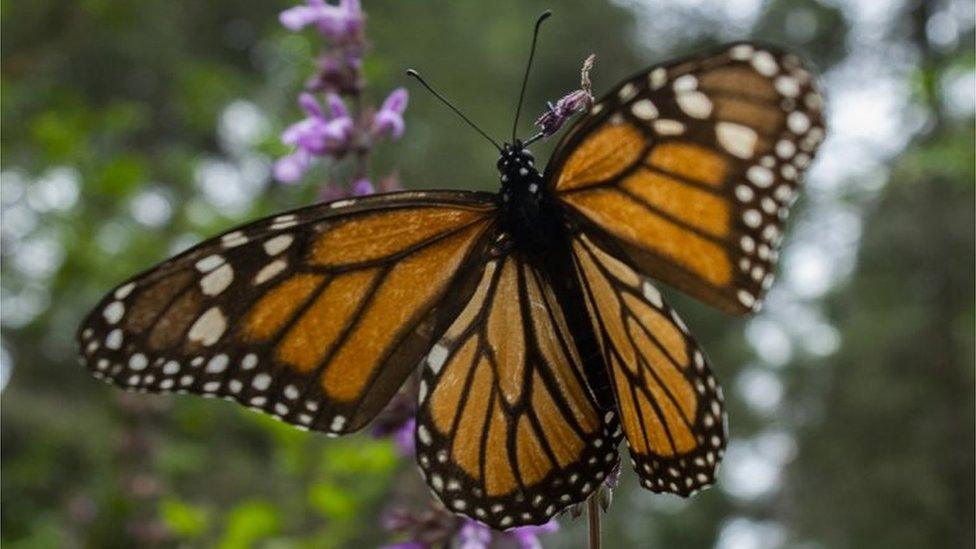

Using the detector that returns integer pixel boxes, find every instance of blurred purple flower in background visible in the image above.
[274,93,354,183]
[280,0,364,43]
[275,0,405,193]
[458,520,493,549]
[373,88,409,139]
[458,518,560,549]
[510,520,560,549]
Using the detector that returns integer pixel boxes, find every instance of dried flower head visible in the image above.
[535,54,596,137]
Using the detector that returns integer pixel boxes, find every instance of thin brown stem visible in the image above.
[587,496,601,549]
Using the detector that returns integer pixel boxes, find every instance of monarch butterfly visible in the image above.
[77,22,824,530]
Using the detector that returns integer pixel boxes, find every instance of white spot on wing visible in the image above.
[427,344,449,373]
[221,231,248,248]
[631,99,658,120]
[187,307,227,346]
[641,281,663,309]
[747,166,774,187]
[114,282,136,299]
[103,301,125,324]
[205,354,229,374]
[729,44,754,60]
[788,111,811,134]
[106,329,123,350]
[676,91,713,119]
[241,353,258,370]
[743,209,762,228]
[251,373,272,390]
[200,263,234,296]
[617,82,638,101]
[649,67,667,90]
[750,51,779,76]
[129,354,148,371]
[716,122,758,159]
[775,75,800,97]
[254,259,287,285]
[195,254,225,273]
[653,119,685,135]
[263,234,294,256]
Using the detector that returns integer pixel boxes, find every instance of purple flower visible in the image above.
[273,149,313,183]
[351,178,375,196]
[274,92,354,183]
[373,88,409,140]
[391,417,415,456]
[458,520,492,549]
[509,519,559,549]
[309,52,363,93]
[280,0,364,43]
[371,391,417,456]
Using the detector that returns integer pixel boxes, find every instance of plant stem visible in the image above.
[587,495,601,549]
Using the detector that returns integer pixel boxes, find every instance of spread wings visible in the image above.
[571,233,727,495]
[548,42,826,314]
[414,250,619,529]
[77,191,497,434]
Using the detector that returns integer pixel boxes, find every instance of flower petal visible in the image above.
[298,92,324,118]
[381,88,409,113]
[273,150,312,183]
[326,93,350,119]
[351,178,376,196]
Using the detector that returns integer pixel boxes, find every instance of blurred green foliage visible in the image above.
[2,0,973,548]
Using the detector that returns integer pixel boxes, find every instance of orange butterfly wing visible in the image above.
[571,233,726,495]
[415,251,619,529]
[548,42,826,314]
[78,191,496,434]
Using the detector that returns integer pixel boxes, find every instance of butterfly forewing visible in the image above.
[571,233,726,495]
[548,42,826,314]
[78,191,497,434]
[414,251,619,529]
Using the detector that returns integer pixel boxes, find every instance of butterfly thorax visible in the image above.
[497,142,563,254]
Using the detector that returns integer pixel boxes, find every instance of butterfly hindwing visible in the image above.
[78,191,497,434]
[571,233,726,495]
[548,42,825,314]
[415,251,619,529]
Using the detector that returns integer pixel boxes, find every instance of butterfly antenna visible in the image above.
[406,69,502,151]
[511,10,552,142]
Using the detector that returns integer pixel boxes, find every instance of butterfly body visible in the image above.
[78,42,825,530]
[497,142,560,255]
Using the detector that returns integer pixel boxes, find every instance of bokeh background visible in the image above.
[2,0,974,547]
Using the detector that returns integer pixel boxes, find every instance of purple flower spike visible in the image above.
[373,88,409,140]
[510,519,559,549]
[280,0,364,43]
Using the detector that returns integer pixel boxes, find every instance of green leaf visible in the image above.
[217,500,281,549]
[307,481,357,521]
[159,496,210,538]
